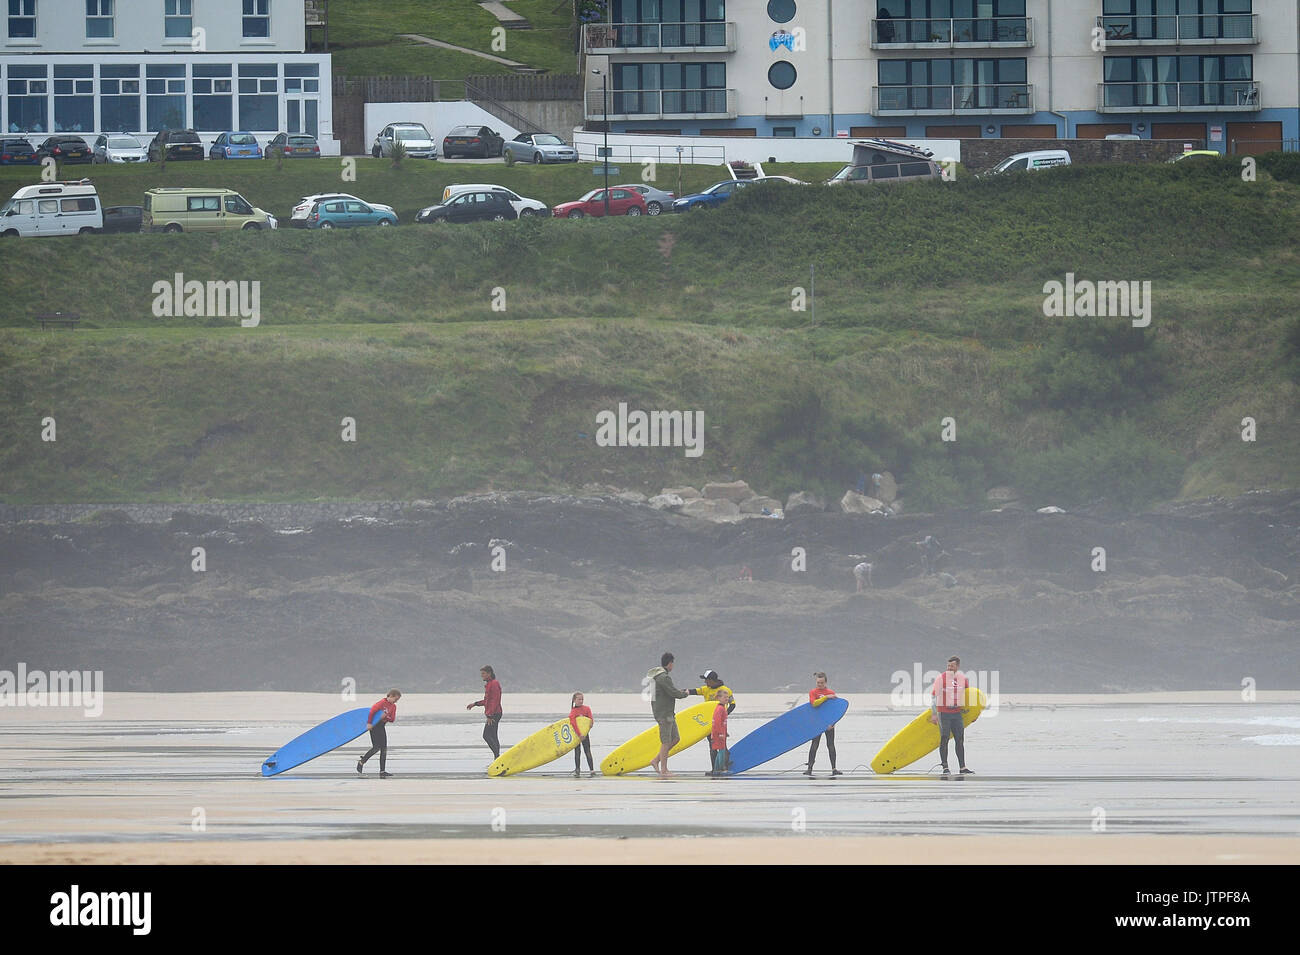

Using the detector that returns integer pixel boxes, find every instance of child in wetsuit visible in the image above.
[570,691,595,776]
[358,689,400,778]
[805,673,842,776]
[710,689,731,776]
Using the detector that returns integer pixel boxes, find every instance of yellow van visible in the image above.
[143,187,277,233]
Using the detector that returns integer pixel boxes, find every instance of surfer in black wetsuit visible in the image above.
[358,689,400,778]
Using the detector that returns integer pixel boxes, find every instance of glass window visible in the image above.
[100,68,139,130]
[768,61,796,90]
[61,196,96,212]
[767,0,795,24]
[871,164,900,179]
[285,63,319,77]
[243,0,270,38]
[772,126,796,137]
[8,0,36,38]
[38,198,57,213]
[226,195,253,214]
[86,0,113,38]
[164,0,192,39]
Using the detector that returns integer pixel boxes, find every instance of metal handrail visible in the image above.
[583,21,734,50]
[1097,81,1259,110]
[586,88,737,119]
[1094,13,1257,43]
[872,16,1031,44]
[874,83,1033,112]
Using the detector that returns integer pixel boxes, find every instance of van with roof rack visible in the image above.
[0,179,102,237]
[827,138,942,187]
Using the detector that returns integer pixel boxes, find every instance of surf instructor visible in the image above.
[928,656,974,775]
[468,665,504,759]
[357,689,400,778]
[647,652,699,778]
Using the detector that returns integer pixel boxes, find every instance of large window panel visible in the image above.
[164,0,192,39]
[146,63,186,130]
[243,0,270,38]
[54,65,93,132]
[8,0,36,38]
[86,0,113,38]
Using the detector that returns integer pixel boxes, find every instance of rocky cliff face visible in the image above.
[1,491,1296,692]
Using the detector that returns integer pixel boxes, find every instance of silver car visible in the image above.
[614,183,676,216]
[503,132,578,164]
[372,123,437,159]
[92,133,147,164]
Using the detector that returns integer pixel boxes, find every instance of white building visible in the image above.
[583,0,1298,152]
[2,0,337,153]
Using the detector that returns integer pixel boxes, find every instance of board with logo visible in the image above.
[871,687,987,774]
[488,715,593,776]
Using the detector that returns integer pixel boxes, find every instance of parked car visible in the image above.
[100,205,143,234]
[144,187,277,232]
[0,180,102,236]
[439,183,547,217]
[442,125,504,159]
[265,132,320,158]
[0,138,38,165]
[209,131,263,160]
[827,160,940,186]
[290,192,396,228]
[372,123,437,159]
[416,189,518,224]
[984,149,1072,175]
[553,187,647,218]
[92,133,147,164]
[671,179,755,212]
[503,132,578,164]
[615,183,676,215]
[148,129,204,162]
[36,136,92,164]
[306,197,398,229]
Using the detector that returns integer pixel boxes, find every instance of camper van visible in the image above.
[143,187,277,232]
[0,180,103,237]
[827,139,942,187]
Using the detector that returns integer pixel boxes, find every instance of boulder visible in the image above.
[661,485,701,500]
[875,471,898,503]
[785,491,825,516]
[739,495,782,514]
[648,493,684,510]
[986,486,1020,502]
[679,497,741,522]
[615,491,647,504]
[889,499,904,515]
[1036,505,1066,514]
[703,480,754,502]
[840,491,886,514]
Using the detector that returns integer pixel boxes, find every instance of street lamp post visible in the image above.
[592,67,609,216]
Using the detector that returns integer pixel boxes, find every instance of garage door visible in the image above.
[1001,124,1056,138]
[1077,123,1133,139]
[1151,122,1205,144]
[1227,122,1283,154]
[926,125,981,138]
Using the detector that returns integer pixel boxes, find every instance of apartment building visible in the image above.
[1,0,337,153]
[583,1,1298,152]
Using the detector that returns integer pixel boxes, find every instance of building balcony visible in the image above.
[871,17,1033,49]
[586,88,737,121]
[1097,81,1260,112]
[1095,14,1258,45]
[873,84,1033,116]
[583,21,736,54]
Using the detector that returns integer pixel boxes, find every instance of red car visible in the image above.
[551,187,647,218]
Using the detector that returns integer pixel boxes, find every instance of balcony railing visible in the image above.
[586,88,738,121]
[584,21,736,53]
[1095,14,1258,45]
[1097,81,1260,112]
[871,16,1033,48]
[874,83,1034,115]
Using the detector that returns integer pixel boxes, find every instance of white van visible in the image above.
[986,150,1072,175]
[0,180,103,237]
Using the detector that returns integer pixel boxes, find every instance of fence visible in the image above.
[331,75,468,154]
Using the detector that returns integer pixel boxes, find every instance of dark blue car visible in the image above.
[671,179,755,211]
[0,138,38,165]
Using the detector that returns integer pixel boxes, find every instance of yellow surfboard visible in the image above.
[488,716,593,777]
[871,687,988,774]
[601,701,715,776]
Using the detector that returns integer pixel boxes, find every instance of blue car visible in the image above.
[209,131,263,160]
[0,137,38,165]
[671,179,755,211]
[305,197,397,229]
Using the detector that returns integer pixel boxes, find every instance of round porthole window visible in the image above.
[768,61,797,91]
[767,0,796,24]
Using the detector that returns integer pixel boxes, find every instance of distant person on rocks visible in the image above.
[647,652,698,778]
[696,669,736,771]
[928,656,973,775]
[569,691,595,777]
[357,689,400,778]
[709,689,732,776]
[805,672,842,776]
[854,561,874,592]
[919,535,943,575]
[467,665,503,759]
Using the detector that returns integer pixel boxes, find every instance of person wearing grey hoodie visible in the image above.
[647,652,698,777]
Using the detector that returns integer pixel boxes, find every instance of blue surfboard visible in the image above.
[725,697,849,775]
[262,707,386,777]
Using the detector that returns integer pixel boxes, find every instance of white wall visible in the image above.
[571,130,962,166]
[363,101,523,153]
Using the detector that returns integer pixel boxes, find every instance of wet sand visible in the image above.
[2,693,1298,863]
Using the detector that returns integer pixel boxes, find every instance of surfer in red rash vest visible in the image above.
[804,672,842,776]
[468,666,503,759]
[357,689,400,778]
[569,691,595,777]
[928,656,974,776]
